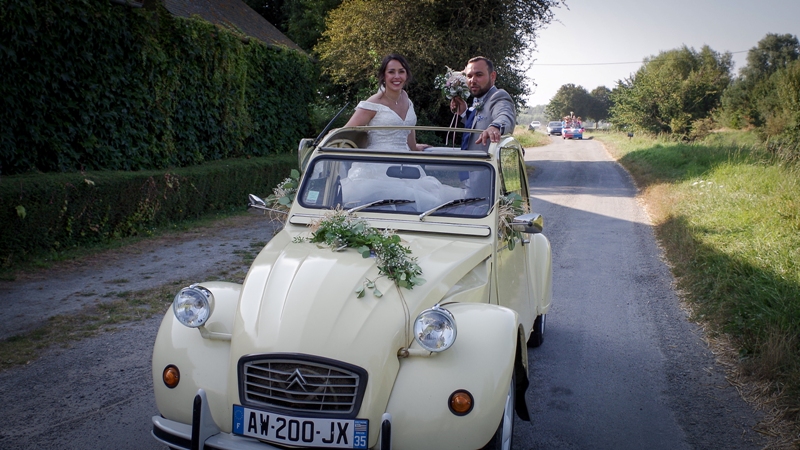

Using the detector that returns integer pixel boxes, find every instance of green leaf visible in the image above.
[15,205,26,219]
[355,286,365,298]
[409,276,425,286]
[365,279,375,289]
[372,287,383,298]
[358,246,371,258]
[290,169,300,179]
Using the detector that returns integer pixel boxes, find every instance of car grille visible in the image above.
[241,356,365,417]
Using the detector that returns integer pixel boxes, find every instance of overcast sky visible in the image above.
[525,0,800,107]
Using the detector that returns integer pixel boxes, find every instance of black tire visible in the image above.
[482,374,515,450]
[527,314,545,347]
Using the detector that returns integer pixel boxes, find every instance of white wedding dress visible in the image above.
[341,100,463,210]
[356,100,417,150]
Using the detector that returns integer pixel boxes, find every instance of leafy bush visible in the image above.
[0,0,315,174]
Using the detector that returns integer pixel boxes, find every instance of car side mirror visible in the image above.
[247,194,268,212]
[511,213,543,234]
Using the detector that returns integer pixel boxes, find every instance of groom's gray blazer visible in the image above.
[462,85,516,151]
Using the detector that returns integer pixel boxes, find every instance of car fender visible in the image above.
[384,302,519,449]
[527,233,553,315]
[151,281,241,428]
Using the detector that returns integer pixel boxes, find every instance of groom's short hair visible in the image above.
[467,56,495,73]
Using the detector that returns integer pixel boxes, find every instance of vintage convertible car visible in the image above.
[562,126,584,140]
[150,126,553,450]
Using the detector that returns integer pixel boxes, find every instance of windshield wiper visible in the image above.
[347,199,415,214]
[419,197,487,221]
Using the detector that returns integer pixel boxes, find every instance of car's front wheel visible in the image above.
[482,375,515,450]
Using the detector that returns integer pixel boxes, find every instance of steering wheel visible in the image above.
[324,139,357,149]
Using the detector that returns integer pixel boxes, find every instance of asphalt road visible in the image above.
[0,135,766,449]
[515,134,765,449]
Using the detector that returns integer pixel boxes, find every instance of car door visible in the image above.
[495,145,535,335]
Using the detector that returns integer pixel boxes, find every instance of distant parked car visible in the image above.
[546,121,562,136]
[528,120,541,130]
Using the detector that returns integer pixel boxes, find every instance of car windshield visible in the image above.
[549,122,561,127]
[298,156,494,218]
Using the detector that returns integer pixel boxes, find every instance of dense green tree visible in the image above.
[753,59,800,152]
[545,84,592,120]
[282,0,343,51]
[314,0,564,126]
[243,0,286,29]
[742,33,800,81]
[244,0,343,52]
[588,86,611,122]
[719,33,800,129]
[545,84,610,123]
[609,45,732,135]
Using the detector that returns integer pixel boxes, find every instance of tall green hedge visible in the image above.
[0,0,315,174]
[0,155,298,265]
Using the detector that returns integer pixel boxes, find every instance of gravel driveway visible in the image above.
[0,213,279,449]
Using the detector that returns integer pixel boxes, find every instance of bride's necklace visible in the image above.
[385,91,402,106]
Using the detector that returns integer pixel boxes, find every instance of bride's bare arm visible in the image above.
[344,108,377,127]
[408,130,430,151]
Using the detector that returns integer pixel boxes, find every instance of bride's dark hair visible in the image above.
[377,54,412,89]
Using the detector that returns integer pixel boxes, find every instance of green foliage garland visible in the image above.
[294,209,425,296]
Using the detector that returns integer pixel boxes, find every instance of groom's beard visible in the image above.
[470,83,493,98]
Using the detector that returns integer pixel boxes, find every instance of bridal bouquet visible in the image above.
[434,67,469,101]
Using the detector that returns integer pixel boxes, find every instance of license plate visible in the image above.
[232,405,368,449]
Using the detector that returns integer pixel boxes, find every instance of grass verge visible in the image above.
[596,131,800,446]
[513,126,551,148]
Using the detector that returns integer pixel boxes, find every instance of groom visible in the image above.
[450,56,516,150]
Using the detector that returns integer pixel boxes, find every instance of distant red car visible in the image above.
[562,126,584,140]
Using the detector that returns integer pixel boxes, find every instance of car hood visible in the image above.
[228,228,492,414]
[232,229,491,358]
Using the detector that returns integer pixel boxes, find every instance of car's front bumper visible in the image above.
[153,389,394,450]
[153,414,276,450]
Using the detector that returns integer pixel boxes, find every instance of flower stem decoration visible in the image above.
[497,192,530,250]
[435,67,470,145]
[265,169,300,212]
[295,209,425,297]
[260,169,300,225]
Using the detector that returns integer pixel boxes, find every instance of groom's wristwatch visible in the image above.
[490,123,505,134]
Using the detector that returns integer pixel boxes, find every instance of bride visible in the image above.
[344,54,429,151]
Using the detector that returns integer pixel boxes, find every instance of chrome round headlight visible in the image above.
[173,285,213,328]
[414,305,457,352]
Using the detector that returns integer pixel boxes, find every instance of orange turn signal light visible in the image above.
[163,365,180,389]
[448,390,474,416]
